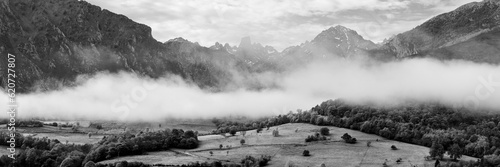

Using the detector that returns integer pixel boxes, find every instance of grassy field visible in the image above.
[99,123,479,167]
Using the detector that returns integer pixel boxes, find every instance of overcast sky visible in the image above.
[86,0,477,51]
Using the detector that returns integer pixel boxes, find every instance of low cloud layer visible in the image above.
[1,58,500,121]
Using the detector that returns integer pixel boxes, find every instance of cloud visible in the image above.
[85,0,478,50]
[2,57,500,121]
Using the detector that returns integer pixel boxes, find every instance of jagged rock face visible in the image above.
[376,0,500,63]
[310,25,378,57]
[0,0,239,92]
[209,36,281,72]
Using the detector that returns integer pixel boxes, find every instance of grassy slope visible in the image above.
[99,123,478,167]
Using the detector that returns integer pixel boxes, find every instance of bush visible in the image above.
[303,150,310,156]
[256,127,263,133]
[391,145,398,150]
[320,127,329,136]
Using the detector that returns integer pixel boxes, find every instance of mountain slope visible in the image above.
[373,0,500,63]
[0,0,254,92]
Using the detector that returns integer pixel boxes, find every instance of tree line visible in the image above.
[0,128,199,167]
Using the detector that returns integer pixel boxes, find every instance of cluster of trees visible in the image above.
[212,99,500,166]
[0,128,199,167]
[0,133,93,167]
[305,132,327,142]
[15,120,43,127]
[96,161,245,167]
[320,127,329,136]
[341,133,357,144]
[83,129,199,164]
[240,155,272,167]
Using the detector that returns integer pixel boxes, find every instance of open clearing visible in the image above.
[99,123,478,167]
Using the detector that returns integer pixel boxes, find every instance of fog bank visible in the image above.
[1,58,500,121]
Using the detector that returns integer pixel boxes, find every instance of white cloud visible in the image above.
[2,58,499,121]
[86,0,478,50]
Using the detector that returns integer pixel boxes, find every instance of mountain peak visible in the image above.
[239,36,252,48]
[167,37,191,44]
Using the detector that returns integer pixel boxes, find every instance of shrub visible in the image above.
[320,127,329,136]
[303,150,310,156]
[391,145,398,150]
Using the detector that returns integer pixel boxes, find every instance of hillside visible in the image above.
[98,123,478,167]
[372,0,500,63]
[0,0,276,92]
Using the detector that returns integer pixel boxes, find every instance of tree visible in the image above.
[315,117,324,125]
[71,124,79,132]
[379,127,393,139]
[209,151,213,156]
[391,145,398,150]
[341,133,357,144]
[272,129,279,137]
[219,144,223,149]
[115,161,128,167]
[240,139,246,145]
[320,127,329,136]
[256,127,263,133]
[448,143,463,161]
[303,150,310,156]
[229,129,237,136]
[211,161,223,167]
[60,156,81,167]
[367,141,372,147]
[88,132,92,139]
[430,142,445,159]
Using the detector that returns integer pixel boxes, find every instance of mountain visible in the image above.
[2,0,499,92]
[0,0,265,92]
[372,0,500,63]
[280,25,378,66]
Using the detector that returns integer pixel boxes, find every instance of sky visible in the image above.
[86,0,478,51]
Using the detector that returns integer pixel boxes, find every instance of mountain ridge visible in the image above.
[2,0,500,93]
